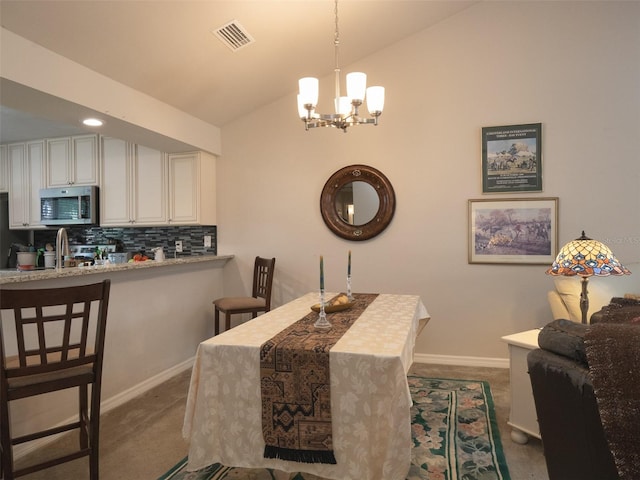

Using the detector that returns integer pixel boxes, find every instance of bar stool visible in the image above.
[0,280,111,479]
[213,257,275,334]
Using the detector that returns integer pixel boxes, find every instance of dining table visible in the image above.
[182,291,430,480]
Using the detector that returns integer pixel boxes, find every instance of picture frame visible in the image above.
[468,197,558,265]
[481,123,542,193]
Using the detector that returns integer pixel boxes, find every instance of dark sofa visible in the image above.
[528,305,640,480]
[527,319,618,480]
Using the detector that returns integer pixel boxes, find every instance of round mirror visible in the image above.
[334,181,380,225]
[320,165,396,241]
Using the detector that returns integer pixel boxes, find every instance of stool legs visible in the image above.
[214,308,233,335]
[1,400,14,479]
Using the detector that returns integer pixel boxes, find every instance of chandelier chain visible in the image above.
[334,0,341,102]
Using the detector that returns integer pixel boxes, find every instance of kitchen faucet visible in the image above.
[55,227,69,270]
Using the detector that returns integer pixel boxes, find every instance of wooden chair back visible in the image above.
[252,256,276,310]
[0,280,110,479]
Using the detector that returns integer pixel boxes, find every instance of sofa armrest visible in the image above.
[538,318,589,365]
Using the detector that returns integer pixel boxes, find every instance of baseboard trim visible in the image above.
[13,357,195,460]
[413,353,510,369]
[100,357,194,413]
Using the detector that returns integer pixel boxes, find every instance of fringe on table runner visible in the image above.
[263,445,337,465]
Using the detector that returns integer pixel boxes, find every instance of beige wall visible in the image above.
[217,1,640,363]
[2,1,638,365]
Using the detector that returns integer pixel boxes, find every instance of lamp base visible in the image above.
[580,277,590,324]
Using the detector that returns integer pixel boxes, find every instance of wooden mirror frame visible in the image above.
[320,164,396,241]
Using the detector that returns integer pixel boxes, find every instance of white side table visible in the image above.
[501,329,542,444]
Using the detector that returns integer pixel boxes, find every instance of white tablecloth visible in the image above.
[182,292,429,480]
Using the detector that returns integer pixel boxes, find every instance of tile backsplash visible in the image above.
[34,225,217,258]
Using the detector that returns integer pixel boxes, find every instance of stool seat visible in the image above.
[214,297,266,311]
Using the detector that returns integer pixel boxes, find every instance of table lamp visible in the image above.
[546,231,631,324]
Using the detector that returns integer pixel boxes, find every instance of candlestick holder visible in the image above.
[347,275,354,302]
[314,289,332,329]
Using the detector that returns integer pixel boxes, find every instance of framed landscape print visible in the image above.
[481,123,542,193]
[468,197,558,265]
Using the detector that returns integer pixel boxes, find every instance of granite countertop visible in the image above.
[0,254,234,285]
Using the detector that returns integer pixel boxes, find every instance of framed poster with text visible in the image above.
[481,123,542,193]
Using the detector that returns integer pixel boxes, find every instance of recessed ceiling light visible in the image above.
[82,118,104,127]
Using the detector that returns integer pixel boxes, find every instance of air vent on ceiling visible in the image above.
[213,20,255,52]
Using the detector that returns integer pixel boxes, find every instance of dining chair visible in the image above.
[0,279,111,480]
[213,256,275,335]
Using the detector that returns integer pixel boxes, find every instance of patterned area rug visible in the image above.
[159,376,510,480]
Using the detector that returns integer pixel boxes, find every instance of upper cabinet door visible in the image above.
[168,151,216,225]
[0,145,8,193]
[100,139,167,226]
[46,137,72,187]
[26,141,45,228]
[8,141,45,229]
[133,145,167,225]
[100,137,133,226]
[73,135,100,185]
[46,135,99,187]
[8,143,27,228]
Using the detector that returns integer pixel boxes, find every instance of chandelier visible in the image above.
[297,0,385,133]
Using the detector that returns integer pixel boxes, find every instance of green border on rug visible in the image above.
[158,456,187,480]
[477,378,511,480]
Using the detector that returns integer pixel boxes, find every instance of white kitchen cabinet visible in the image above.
[0,145,8,192]
[8,141,46,229]
[132,144,167,224]
[100,137,167,226]
[168,151,216,225]
[46,134,99,187]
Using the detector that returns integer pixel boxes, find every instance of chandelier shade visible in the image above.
[298,77,319,107]
[366,86,385,115]
[297,0,385,132]
[346,72,366,102]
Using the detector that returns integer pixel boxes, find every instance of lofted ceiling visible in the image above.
[0,0,476,145]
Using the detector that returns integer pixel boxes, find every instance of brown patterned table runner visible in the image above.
[260,293,379,464]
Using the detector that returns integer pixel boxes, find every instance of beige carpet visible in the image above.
[13,363,549,480]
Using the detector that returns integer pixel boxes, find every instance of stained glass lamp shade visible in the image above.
[546,231,631,323]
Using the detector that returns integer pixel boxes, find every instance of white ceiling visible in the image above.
[0,0,476,144]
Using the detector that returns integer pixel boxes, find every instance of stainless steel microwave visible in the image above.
[39,186,98,225]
